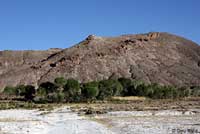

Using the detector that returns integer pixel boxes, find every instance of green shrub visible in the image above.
[56,92,65,102]
[47,92,65,103]
[36,87,48,96]
[35,83,58,103]
[3,77,199,103]
[146,84,178,99]
[33,96,48,103]
[97,79,123,100]
[118,78,132,96]
[64,79,81,102]
[15,85,26,96]
[23,85,36,101]
[190,87,200,97]
[162,86,177,99]
[82,81,99,100]
[3,86,18,96]
[126,81,147,96]
[34,87,49,103]
[39,82,58,94]
[135,82,148,96]
[54,77,67,87]
[126,82,179,99]
[64,79,80,92]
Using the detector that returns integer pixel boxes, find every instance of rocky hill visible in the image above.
[0,32,200,90]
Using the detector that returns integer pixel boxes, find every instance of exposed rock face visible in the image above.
[0,49,62,90]
[0,32,200,89]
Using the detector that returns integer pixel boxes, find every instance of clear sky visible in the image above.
[0,0,199,50]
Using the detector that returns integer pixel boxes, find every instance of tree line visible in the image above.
[2,77,200,103]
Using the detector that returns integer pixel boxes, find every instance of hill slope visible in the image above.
[0,32,200,89]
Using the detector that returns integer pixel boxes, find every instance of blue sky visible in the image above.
[0,0,200,50]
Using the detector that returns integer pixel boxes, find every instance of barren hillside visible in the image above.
[0,32,200,89]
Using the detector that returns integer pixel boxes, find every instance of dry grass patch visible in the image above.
[112,96,146,101]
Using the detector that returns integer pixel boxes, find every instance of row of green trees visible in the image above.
[119,78,200,99]
[3,85,36,100]
[2,77,200,103]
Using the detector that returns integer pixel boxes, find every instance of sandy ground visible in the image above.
[95,110,200,134]
[0,107,200,134]
[0,107,112,134]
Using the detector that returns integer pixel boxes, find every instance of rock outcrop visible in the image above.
[0,32,200,90]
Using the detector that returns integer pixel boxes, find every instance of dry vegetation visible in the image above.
[69,97,200,115]
[112,96,146,101]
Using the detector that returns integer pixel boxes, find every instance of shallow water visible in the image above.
[0,107,199,134]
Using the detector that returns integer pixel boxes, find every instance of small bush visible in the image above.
[126,81,148,96]
[190,87,200,97]
[39,82,58,94]
[54,77,67,87]
[35,83,58,103]
[118,78,132,96]
[36,87,48,97]
[47,92,65,103]
[3,86,18,96]
[97,79,123,100]
[33,96,48,103]
[15,85,26,96]
[64,79,81,102]
[23,85,36,101]
[82,81,99,100]
[162,86,177,99]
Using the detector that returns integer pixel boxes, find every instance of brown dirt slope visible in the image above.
[0,32,200,89]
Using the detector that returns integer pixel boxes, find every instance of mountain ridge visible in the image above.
[0,32,200,90]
